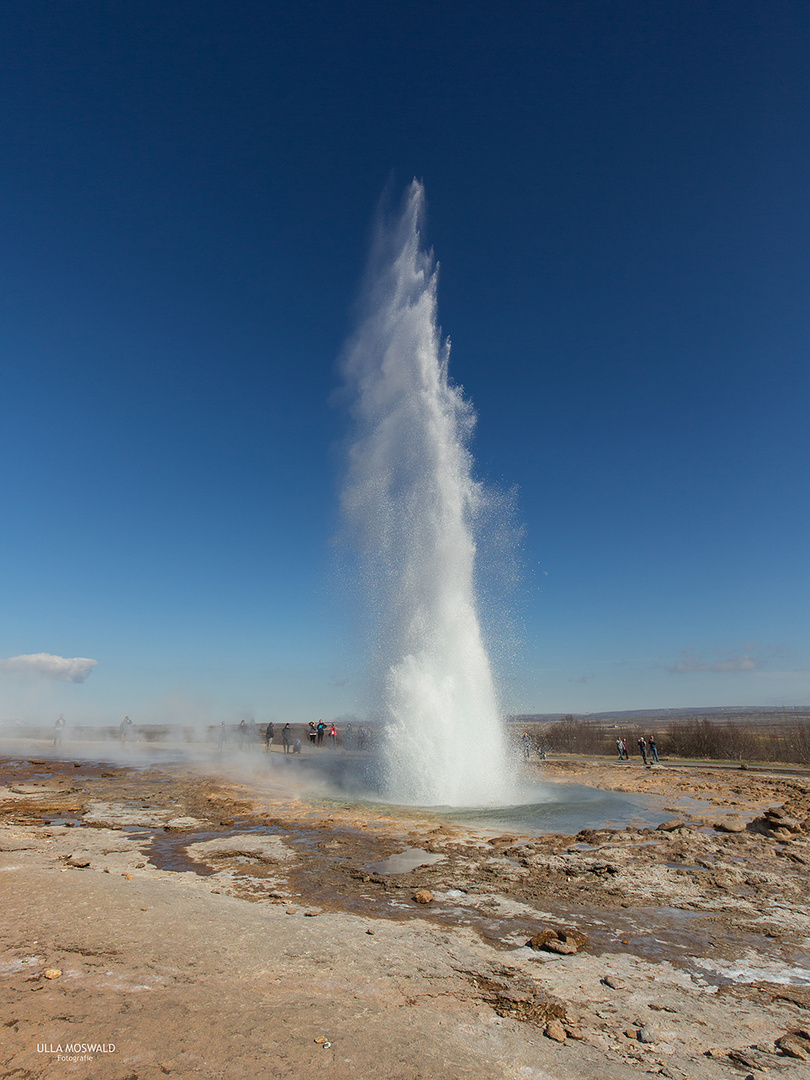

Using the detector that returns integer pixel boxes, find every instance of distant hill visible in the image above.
[509,705,809,725]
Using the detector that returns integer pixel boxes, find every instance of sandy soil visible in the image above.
[2,743,810,1079]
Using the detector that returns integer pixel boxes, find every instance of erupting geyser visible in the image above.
[340,180,510,806]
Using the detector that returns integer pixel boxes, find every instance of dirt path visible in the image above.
[1,747,809,1078]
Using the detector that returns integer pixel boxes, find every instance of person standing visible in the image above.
[638,737,648,765]
[329,723,337,748]
[616,738,623,760]
[217,721,226,750]
[282,723,291,754]
[521,730,531,760]
[237,719,247,750]
[317,720,325,746]
[649,734,659,762]
[54,714,65,747]
[308,722,317,747]
[265,721,275,752]
[119,715,133,746]
[621,738,629,760]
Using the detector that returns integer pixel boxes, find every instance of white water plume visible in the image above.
[340,180,510,806]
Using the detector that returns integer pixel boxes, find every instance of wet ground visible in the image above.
[3,744,810,1080]
[2,747,809,990]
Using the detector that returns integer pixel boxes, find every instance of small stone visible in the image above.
[776,1032,810,1060]
[770,827,796,841]
[412,889,433,904]
[638,1024,658,1044]
[220,818,234,826]
[545,1020,566,1042]
[656,820,685,832]
[624,1028,639,1040]
[366,929,375,935]
[544,939,577,955]
[602,975,627,990]
[285,907,297,914]
[43,969,62,980]
[66,855,90,868]
[715,816,746,833]
[314,1036,329,1045]
[529,927,588,954]
[303,910,318,917]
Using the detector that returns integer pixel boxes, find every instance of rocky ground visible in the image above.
[1,744,809,1079]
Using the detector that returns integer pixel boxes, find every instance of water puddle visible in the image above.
[366,848,445,874]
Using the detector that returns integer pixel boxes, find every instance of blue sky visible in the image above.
[1,0,807,725]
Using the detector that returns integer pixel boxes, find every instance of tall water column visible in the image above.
[340,180,510,806]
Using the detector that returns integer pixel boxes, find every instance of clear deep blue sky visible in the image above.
[1,0,807,725]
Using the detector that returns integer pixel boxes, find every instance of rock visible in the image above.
[43,969,62,979]
[412,889,433,904]
[770,827,797,841]
[715,816,747,833]
[285,907,297,914]
[66,855,91,868]
[776,1031,810,1060]
[656,820,686,832]
[638,1024,658,1044]
[764,811,802,831]
[165,816,203,830]
[545,1020,566,1042]
[529,928,588,954]
[602,975,627,990]
[544,938,578,955]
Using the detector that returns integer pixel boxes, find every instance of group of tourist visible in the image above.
[51,714,369,755]
[616,734,659,764]
[214,719,371,754]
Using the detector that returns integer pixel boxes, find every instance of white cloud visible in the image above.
[666,649,762,675]
[0,653,98,683]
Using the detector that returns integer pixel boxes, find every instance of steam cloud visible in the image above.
[0,653,98,683]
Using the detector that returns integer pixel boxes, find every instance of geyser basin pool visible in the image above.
[443,781,668,835]
[310,767,669,835]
